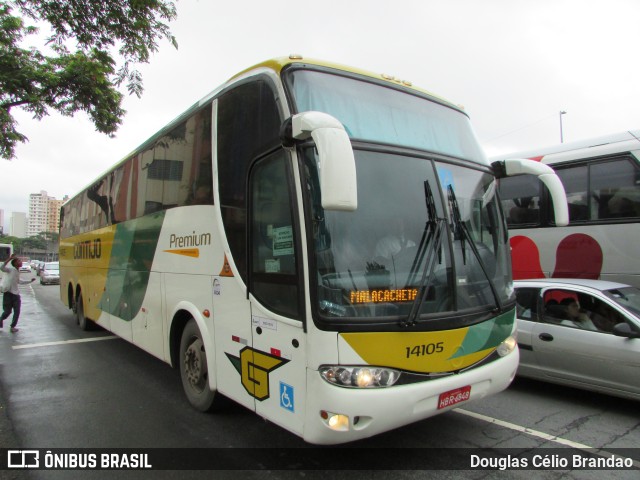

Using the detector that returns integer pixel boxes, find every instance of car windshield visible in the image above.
[45,263,59,270]
[302,148,514,325]
[605,287,640,317]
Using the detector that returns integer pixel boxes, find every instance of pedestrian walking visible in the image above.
[1,254,36,332]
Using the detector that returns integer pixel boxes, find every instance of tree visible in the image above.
[0,0,178,159]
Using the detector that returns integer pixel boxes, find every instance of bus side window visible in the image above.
[217,79,282,283]
[554,165,588,223]
[591,158,640,220]
[497,176,541,227]
[249,152,302,320]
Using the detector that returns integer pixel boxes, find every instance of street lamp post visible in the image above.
[559,110,567,143]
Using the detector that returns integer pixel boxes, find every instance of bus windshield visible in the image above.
[287,69,487,164]
[303,148,514,326]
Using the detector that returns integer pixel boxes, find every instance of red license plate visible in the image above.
[438,385,471,409]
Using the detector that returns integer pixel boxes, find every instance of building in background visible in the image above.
[28,191,50,237]
[47,196,67,233]
[27,191,68,236]
[0,209,4,235]
[10,212,27,238]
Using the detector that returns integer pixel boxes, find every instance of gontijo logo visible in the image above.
[73,239,102,259]
[226,346,289,400]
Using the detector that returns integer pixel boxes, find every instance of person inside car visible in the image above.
[561,300,597,330]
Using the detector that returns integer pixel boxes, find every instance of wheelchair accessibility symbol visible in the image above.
[280,382,295,413]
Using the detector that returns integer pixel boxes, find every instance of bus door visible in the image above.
[211,271,256,412]
[247,150,307,436]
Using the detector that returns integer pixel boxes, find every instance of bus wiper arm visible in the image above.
[402,219,444,328]
[407,180,438,286]
[402,181,445,328]
[447,185,503,313]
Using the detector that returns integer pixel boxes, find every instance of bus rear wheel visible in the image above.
[76,291,92,331]
[179,319,222,412]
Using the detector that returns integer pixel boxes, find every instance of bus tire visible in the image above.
[179,318,222,412]
[76,291,92,331]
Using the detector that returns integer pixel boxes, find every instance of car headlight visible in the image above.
[319,366,401,388]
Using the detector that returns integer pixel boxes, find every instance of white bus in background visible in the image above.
[495,130,640,287]
[0,243,13,260]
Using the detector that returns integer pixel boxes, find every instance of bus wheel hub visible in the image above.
[184,338,207,390]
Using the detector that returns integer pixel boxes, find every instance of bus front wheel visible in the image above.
[179,319,222,412]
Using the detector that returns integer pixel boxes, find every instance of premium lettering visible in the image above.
[169,231,211,248]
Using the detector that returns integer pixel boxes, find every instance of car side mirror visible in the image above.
[612,322,640,339]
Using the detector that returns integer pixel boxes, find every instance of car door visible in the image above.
[530,287,640,396]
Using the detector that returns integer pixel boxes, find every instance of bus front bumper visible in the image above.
[302,348,519,445]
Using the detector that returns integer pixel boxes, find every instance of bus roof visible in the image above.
[65,56,469,206]
[143,56,464,156]
[491,129,640,165]
[229,56,462,109]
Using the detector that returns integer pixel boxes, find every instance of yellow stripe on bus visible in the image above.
[163,248,200,258]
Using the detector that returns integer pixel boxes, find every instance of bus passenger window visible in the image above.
[498,176,540,226]
[591,159,640,220]
[555,165,588,223]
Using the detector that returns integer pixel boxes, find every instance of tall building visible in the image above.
[10,212,27,238]
[28,191,49,236]
[28,191,66,236]
[47,196,67,233]
[0,209,4,235]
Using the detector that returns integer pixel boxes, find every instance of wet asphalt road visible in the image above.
[0,274,638,479]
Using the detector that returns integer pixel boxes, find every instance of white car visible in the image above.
[514,278,640,401]
[19,263,31,273]
[40,262,60,285]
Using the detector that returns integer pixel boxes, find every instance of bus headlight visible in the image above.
[496,335,517,357]
[319,366,401,388]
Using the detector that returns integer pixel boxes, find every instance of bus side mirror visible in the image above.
[281,112,357,211]
[492,158,569,227]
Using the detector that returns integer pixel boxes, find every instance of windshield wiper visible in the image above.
[407,180,438,285]
[447,185,503,313]
[402,180,444,328]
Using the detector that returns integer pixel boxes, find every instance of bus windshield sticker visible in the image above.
[437,167,454,191]
[272,226,294,256]
[265,258,280,273]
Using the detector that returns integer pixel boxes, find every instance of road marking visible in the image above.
[455,408,640,467]
[12,335,119,350]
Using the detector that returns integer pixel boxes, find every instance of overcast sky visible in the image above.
[2,0,639,231]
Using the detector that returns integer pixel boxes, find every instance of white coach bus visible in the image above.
[496,130,640,287]
[59,56,567,444]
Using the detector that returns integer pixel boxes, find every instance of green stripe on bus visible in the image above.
[449,309,515,359]
[98,211,166,321]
